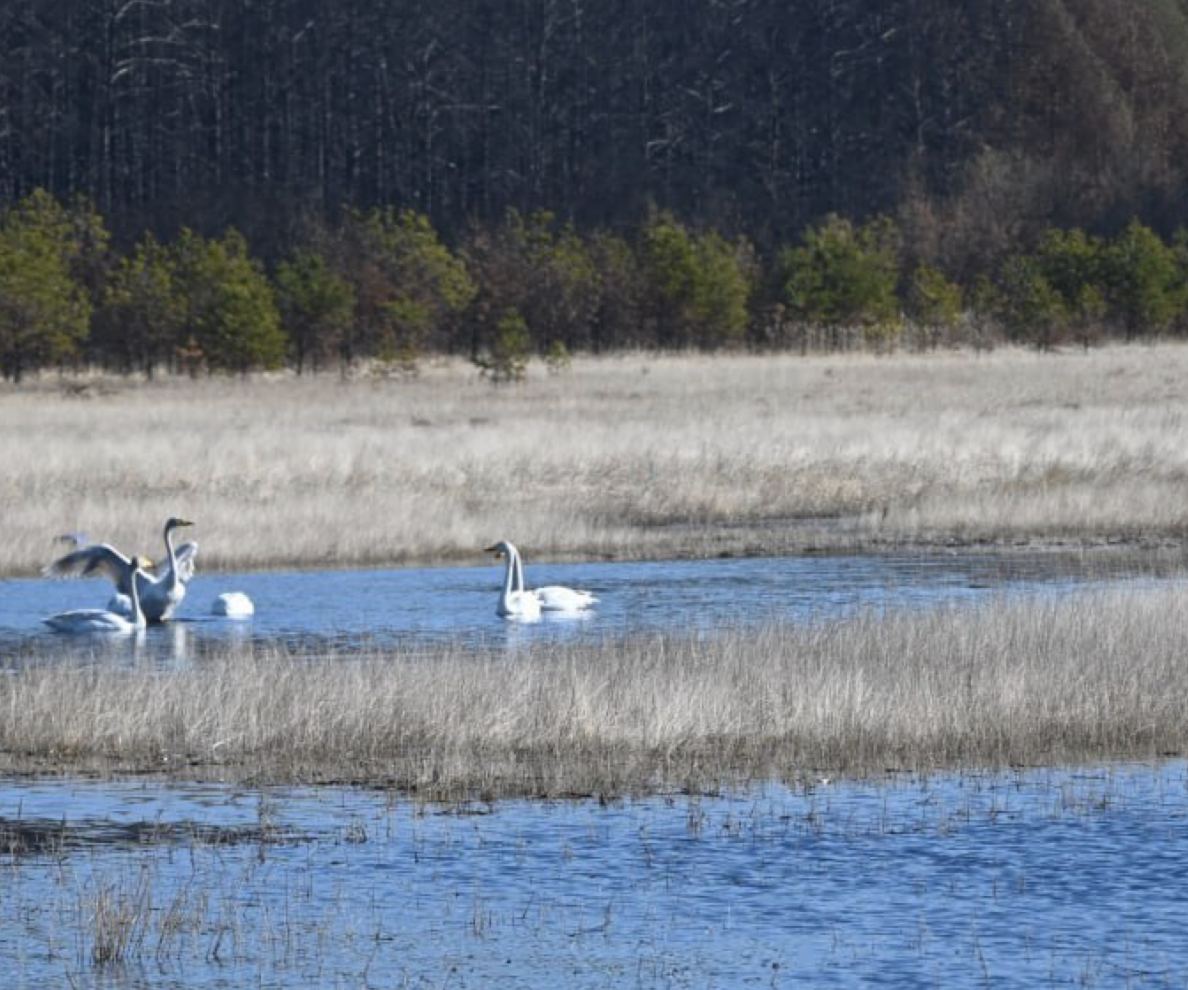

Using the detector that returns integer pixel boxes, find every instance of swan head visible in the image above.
[484,541,517,559]
[166,517,194,531]
[133,555,155,573]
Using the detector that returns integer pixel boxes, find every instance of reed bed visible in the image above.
[3,345,1188,576]
[3,586,1186,796]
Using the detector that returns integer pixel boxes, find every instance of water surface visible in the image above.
[1,548,1179,664]
[2,762,1185,988]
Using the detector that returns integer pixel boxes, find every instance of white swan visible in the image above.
[211,591,255,618]
[485,541,542,619]
[45,517,197,623]
[44,557,151,634]
[486,541,598,615]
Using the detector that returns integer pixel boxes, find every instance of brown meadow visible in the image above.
[2,345,1188,577]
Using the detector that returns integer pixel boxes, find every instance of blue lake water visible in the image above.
[2,762,1186,988]
[0,548,1178,664]
[3,550,1187,986]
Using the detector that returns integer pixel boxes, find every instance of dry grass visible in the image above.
[3,586,1186,795]
[3,344,1188,577]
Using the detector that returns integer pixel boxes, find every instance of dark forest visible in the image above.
[6,1,1188,254]
[4,1,1188,377]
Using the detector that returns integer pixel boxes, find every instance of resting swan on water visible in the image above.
[44,557,152,634]
[485,541,598,618]
[211,591,255,617]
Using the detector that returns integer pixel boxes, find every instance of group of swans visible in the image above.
[42,517,254,634]
[46,517,198,624]
[41,524,586,633]
[485,540,598,620]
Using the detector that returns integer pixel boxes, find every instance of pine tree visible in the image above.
[0,190,93,382]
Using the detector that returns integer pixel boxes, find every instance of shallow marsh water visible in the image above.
[3,550,1188,986]
[1,547,1180,664]
[2,762,1187,988]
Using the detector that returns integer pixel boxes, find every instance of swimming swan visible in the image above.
[44,557,151,634]
[211,591,255,617]
[485,541,542,619]
[486,541,598,615]
[45,517,197,623]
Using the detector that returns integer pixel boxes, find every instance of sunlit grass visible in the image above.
[3,344,1188,577]
[3,585,1185,795]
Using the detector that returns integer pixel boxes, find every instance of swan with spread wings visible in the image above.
[45,517,197,623]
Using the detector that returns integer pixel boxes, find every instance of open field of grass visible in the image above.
[2,344,1188,577]
[3,585,1185,795]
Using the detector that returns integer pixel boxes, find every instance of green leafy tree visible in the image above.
[906,265,962,349]
[63,195,112,318]
[462,211,603,357]
[1071,283,1108,350]
[171,228,286,372]
[1033,228,1103,302]
[999,255,1067,349]
[966,274,1005,351]
[1032,227,1108,347]
[0,189,93,382]
[522,212,600,350]
[544,339,572,374]
[587,231,646,351]
[1104,219,1181,339]
[275,249,356,374]
[639,211,752,349]
[781,214,901,349]
[99,232,183,376]
[474,308,532,383]
[338,208,475,369]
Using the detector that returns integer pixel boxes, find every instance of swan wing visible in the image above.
[44,543,135,590]
[157,541,199,583]
[534,585,598,611]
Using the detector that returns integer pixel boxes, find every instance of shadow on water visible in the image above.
[2,545,1187,667]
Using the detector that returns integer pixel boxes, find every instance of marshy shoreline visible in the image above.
[3,345,1188,794]
[3,584,1186,797]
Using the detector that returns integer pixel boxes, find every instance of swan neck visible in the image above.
[500,550,516,606]
[164,524,180,586]
[130,570,145,628]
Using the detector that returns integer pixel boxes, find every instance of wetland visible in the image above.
[4,348,1188,985]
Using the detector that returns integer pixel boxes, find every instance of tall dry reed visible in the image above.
[3,345,1188,576]
[4,586,1185,795]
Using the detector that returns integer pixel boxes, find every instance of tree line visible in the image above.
[6,1,1188,269]
[3,188,1188,382]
